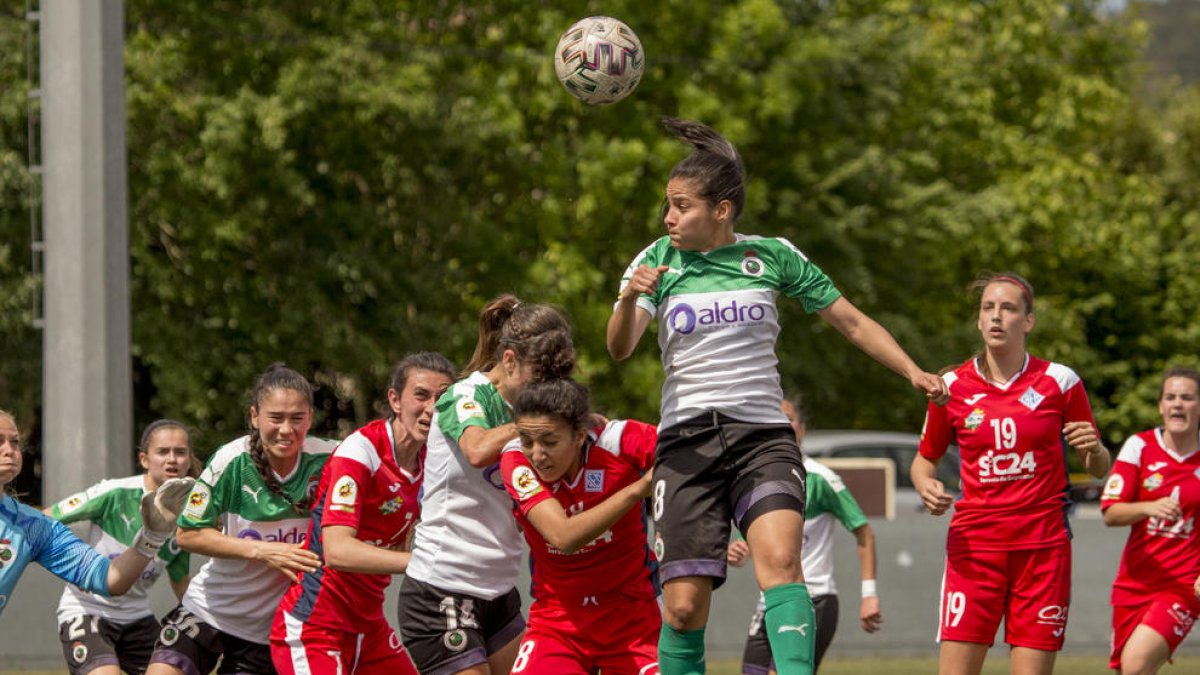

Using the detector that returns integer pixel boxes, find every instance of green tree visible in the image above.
[2,1,1198,462]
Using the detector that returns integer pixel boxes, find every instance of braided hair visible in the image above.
[247,363,315,513]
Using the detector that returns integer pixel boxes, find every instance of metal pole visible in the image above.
[40,0,132,499]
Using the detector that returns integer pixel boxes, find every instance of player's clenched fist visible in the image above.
[619,265,668,301]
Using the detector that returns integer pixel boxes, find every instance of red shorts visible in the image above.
[1110,593,1200,670]
[510,597,661,675]
[938,542,1071,650]
[270,609,417,675]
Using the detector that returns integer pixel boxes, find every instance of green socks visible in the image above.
[763,583,817,675]
[658,623,706,675]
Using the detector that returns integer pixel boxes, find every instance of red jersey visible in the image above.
[1102,428,1200,605]
[500,419,658,610]
[278,419,422,631]
[919,355,1097,552]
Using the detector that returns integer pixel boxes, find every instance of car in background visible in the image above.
[803,430,1104,514]
[801,430,961,517]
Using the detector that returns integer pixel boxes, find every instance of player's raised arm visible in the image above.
[396,296,578,675]
[607,264,663,360]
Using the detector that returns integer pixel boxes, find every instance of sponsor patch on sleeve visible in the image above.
[456,398,485,423]
[182,483,211,520]
[1102,474,1124,501]
[330,475,358,513]
[511,465,543,501]
[58,492,88,515]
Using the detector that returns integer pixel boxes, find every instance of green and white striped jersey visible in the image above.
[177,435,333,643]
[617,234,841,429]
[406,372,523,599]
[49,474,190,624]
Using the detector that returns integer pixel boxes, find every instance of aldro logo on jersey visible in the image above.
[667,299,767,335]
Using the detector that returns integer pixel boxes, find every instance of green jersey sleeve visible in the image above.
[436,380,510,444]
[773,237,841,313]
[617,237,670,311]
[48,481,114,525]
[806,470,869,532]
[164,546,191,582]
[177,446,239,530]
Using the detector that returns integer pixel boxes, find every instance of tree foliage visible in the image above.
[0,1,1198,459]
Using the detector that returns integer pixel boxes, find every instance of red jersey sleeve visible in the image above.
[500,443,554,517]
[619,419,658,472]
[1100,435,1143,511]
[321,453,373,530]
[1062,378,1098,427]
[918,399,953,461]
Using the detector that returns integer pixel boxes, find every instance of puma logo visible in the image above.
[241,485,264,503]
[965,393,987,405]
[777,624,808,636]
[791,469,804,483]
[120,513,136,529]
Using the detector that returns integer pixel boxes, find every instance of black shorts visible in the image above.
[396,576,525,675]
[742,593,839,674]
[59,614,159,675]
[148,605,273,675]
[653,411,807,586]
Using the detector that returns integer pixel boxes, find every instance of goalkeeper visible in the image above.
[0,408,194,618]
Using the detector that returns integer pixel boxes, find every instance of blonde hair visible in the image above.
[0,409,20,496]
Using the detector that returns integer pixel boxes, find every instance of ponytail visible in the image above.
[663,117,746,221]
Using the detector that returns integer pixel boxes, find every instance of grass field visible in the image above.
[13,657,1200,674]
[708,654,1200,674]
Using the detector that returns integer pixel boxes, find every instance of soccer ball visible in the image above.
[553,16,644,105]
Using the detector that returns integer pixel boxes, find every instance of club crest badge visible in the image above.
[965,408,986,431]
[379,496,405,515]
[1019,387,1045,411]
[1143,472,1164,492]
[741,250,765,277]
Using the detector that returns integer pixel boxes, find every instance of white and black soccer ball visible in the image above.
[553,16,644,105]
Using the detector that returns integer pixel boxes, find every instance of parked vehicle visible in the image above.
[802,430,960,516]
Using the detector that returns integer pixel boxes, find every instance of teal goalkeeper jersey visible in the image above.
[617,234,841,429]
[49,474,189,624]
